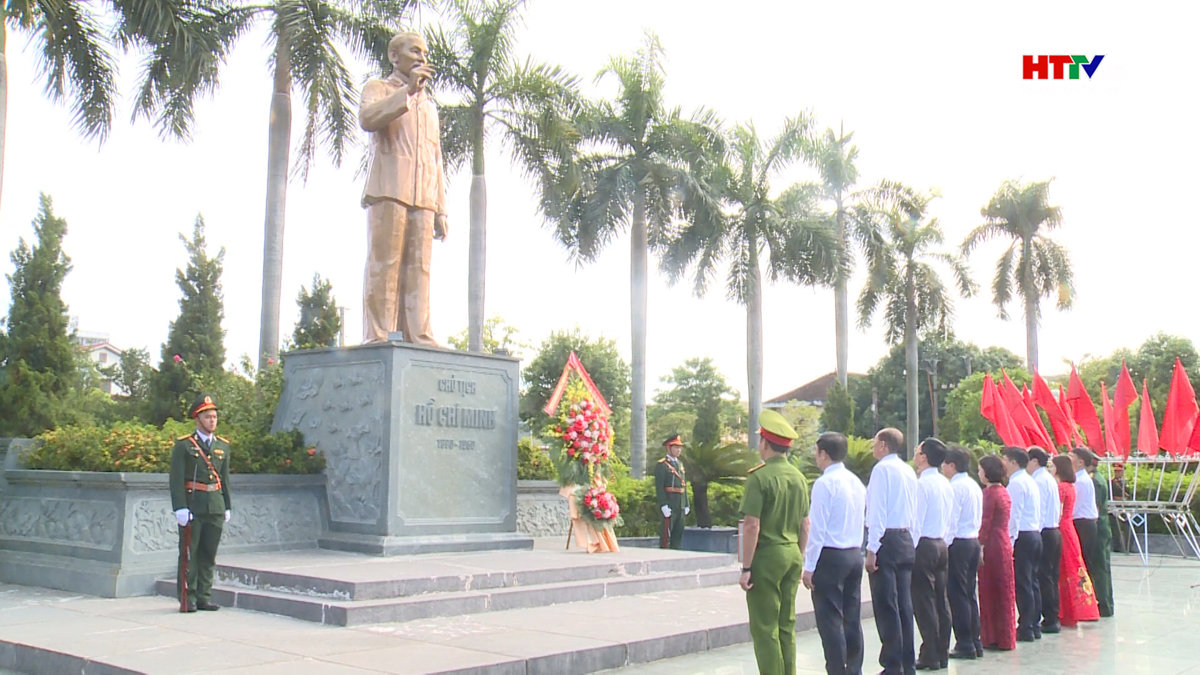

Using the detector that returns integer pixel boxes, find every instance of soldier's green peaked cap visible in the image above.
[758,409,798,446]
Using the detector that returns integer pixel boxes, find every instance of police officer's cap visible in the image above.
[758,409,798,447]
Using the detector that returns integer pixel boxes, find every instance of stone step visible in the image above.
[203,548,736,600]
[156,566,740,626]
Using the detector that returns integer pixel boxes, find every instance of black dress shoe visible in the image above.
[914,661,940,671]
[1041,623,1061,633]
[1017,633,1036,642]
[196,601,220,611]
[948,649,976,660]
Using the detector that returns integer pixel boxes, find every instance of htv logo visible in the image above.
[1023,55,1104,79]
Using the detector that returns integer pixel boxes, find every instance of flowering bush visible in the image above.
[577,485,621,528]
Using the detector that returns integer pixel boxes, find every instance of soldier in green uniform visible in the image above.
[170,394,232,612]
[655,433,690,549]
[740,410,810,674]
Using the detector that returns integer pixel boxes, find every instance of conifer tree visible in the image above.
[291,273,341,350]
[150,216,226,422]
[0,194,78,435]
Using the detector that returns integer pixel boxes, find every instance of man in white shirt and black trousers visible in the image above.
[941,446,983,661]
[802,432,867,675]
[1028,447,1062,635]
[911,437,954,670]
[1002,447,1043,642]
[865,427,918,675]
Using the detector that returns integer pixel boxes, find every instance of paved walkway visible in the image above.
[612,554,1200,674]
[0,553,1196,673]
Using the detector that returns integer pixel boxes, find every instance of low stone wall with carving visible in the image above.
[0,471,327,597]
[516,480,570,537]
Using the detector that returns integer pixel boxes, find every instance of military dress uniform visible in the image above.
[741,410,810,675]
[655,434,689,549]
[170,395,232,612]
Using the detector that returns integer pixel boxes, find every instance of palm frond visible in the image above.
[992,243,1016,319]
[33,0,119,141]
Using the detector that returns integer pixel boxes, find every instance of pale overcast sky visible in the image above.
[0,0,1193,401]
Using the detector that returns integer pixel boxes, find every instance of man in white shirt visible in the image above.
[1002,447,1043,642]
[911,438,954,670]
[803,432,867,675]
[1069,448,1101,609]
[865,428,918,675]
[1027,447,1062,635]
[940,447,983,661]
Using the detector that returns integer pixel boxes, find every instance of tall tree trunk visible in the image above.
[467,105,486,352]
[0,23,8,216]
[834,199,848,387]
[747,240,763,451]
[259,35,291,370]
[629,192,647,477]
[905,268,919,457]
[1025,292,1039,373]
[693,479,711,528]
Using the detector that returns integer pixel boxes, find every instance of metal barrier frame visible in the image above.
[1102,456,1200,565]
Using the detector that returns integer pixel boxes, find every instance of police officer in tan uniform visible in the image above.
[655,434,690,549]
[170,394,232,612]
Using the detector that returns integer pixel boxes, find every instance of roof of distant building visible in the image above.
[766,371,863,406]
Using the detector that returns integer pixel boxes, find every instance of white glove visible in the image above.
[224,510,231,523]
[661,505,672,518]
[684,507,691,516]
[174,508,191,526]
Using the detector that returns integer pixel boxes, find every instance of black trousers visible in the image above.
[1013,530,1043,639]
[947,538,981,653]
[1039,528,1062,629]
[1074,517,1100,589]
[911,537,951,665]
[812,547,865,675]
[869,529,915,674]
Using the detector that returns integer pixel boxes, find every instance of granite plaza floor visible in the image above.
[0,552,1197,673]
[613,554,1200,674]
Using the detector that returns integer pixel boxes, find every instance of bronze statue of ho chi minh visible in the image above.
[359,31,449,346]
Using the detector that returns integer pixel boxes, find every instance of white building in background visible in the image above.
[74,331,126,396]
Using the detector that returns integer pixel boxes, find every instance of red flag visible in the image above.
[1022,385,1057,452]
[1058,384,1083,446]
[1112,361,1137,456]
[1066,366,1104,453]
[1159,357,1198,456]
[1100,381,1118,456]
[980,374,1026,446]
[1000,370,1053,449]
[1138,379,1159,457]
[1033,372,1072,448]
[1187,411,1200,455]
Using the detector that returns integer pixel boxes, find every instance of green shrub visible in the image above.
[24,420,323,474]
[518,437,557,480]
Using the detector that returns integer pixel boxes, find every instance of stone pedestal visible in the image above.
[272,342,532,554]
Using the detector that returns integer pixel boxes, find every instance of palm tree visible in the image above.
[660,118,840,449]
[805,124,866,388]
[544,35,719,477]
[678,439,757,528]
[857,182,976,450]
[961,179,1074,373]
[132,0,410,370]
[426,0,579,353]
